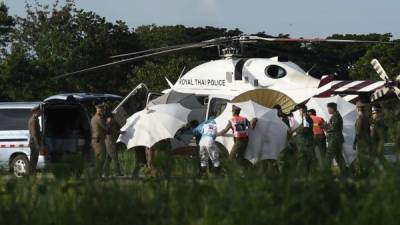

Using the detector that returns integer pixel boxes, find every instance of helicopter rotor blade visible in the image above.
[244,35,392,44]
[110,43,201,59]
[56,34,393,80]
[110,37,232,59]
[55,42,210,79]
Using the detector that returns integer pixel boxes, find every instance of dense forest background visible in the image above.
[0,0,399,102]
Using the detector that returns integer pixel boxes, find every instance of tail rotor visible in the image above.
[370,59,400,102]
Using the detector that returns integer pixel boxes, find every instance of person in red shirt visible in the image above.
[307,109,327,166]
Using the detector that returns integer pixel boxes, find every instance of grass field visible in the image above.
[1,148,400,225]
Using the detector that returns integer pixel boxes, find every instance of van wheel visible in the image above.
[11,155,29,178]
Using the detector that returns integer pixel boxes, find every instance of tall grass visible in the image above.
[1,152,400,225]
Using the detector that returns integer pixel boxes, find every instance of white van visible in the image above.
[0,102,46,177]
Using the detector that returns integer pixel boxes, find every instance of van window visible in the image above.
[0,109,31,130]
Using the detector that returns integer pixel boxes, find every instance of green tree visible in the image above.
[307,33,392,79]
[350,41,400,80]
[0,2,14,57]
[0,0,141,100]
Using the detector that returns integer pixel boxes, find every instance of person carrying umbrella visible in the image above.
[294,104,315,176]
[273,104,290,127]
[323,102,346,174]
[280,109,299,174]
[217,105,256,169]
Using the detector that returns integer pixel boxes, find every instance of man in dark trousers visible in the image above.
[307,108,326,168]
[353,101,371,174]
[273,104,290,127]
[323,102,346,174]
[103,113,123,177]
[91,103,107,177]
[28,105,42,175]
[370,106,386,163]
[217,105,256,169]
[295,104,314,176]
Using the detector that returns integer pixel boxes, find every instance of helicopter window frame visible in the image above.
[264,65,287,79]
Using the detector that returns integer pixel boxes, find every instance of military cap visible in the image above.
[371,106,381,113]
[327,102,337,109]
[307,108,316,115]
[95,102,106,109]
[232,105,241,113]
[297,104,307,110]
[355,101,366,108]
[272,104,282,110]
[31,105,40,112]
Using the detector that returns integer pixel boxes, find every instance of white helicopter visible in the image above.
[58,35,399,123]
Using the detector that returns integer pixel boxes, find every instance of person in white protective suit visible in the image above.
[193,119,221,176]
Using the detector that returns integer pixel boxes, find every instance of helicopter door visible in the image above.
[112,83,149,127]
[146,92,163,105]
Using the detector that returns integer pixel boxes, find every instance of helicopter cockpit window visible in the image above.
[265,65,287,79]
[207,98,228,119]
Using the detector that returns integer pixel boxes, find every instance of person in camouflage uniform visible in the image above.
[323,102,346,174]
[394,112,400,160]
[103,114,123,177]
[295,104,315,176]
[353,101,371,175]
[370,106,386,163]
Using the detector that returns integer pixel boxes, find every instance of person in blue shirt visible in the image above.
[192,118,220,176]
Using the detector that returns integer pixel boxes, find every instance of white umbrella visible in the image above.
[215,101,288,164]
[305,96,357,166]
[148,90,206,122]
[117,103,191,149]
